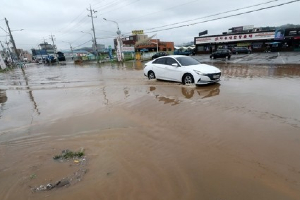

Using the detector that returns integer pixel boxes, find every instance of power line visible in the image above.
[0,25,7,33]
[73,39,93,49]
[145,0,282,31]
[93,0,125,11]
[70,32,92,44]
[57,16,89,37]
[99,0,140,16]
[143,0,300,34]
[57,9,87,33]
[119,0,201,23]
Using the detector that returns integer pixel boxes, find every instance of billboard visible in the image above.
[195,32,275,44]
[132,30,144,35]
[122,47,135,52]
[199,30,208,36]
[243,25,254,31]
[274,29,285,40]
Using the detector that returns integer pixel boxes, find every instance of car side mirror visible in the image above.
[172,63,179,67]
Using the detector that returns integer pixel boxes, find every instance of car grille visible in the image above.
[207,72,221,80]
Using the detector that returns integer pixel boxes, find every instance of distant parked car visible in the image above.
[151,52,168,60]
[45,55,56,64]
[144,55,221,85]
[56,52,66,61]
[210,49,231,60]
[231,47,251,54]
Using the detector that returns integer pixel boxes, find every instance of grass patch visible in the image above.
[53,149,84,160]
[0,68,12,73]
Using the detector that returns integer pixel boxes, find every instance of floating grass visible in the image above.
[53,149,84,160]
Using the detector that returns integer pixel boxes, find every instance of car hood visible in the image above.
[184,64,221,73]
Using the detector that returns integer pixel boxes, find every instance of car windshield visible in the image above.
[176,57,200,66]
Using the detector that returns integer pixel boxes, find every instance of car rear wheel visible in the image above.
[226,56,229,60]
[236,52,238,55]
[182,74,194,85]
[211,56,214,59]
[148,71,156,80]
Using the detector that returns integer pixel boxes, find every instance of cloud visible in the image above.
[0,0,299,51]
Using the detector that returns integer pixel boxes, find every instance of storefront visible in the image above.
[194,31,275,54]
[194,28,300,54]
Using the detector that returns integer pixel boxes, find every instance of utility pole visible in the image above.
[49,34,58,63]
[70,44,74,60]
[87,5,99,63]
[5,18,19,60]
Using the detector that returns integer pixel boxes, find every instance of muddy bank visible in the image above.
[0,63,300,200]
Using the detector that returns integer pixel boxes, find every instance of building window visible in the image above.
[197,46,204,51]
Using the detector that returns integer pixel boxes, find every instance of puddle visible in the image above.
[0,63,300,200]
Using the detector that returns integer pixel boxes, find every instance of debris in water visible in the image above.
[53,149,85,160]
[31,148,87,192]
[30,174,37,179]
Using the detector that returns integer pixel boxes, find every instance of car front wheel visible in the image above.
[182,74,194,85]
[148,71,156,80]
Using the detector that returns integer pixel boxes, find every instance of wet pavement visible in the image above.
[195,52,300,65]
[0,61,300,200]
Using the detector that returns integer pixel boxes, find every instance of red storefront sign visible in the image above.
[196,32,275,44]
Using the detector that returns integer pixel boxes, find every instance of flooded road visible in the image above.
[0,62,300,200]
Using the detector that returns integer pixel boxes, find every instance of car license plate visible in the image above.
[213,75,220,78]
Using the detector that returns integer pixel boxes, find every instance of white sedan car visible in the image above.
[144,55,221,85]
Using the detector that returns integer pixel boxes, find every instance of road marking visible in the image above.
[278,52,286,64]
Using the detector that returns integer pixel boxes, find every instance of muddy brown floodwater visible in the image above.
[0,61,300,200]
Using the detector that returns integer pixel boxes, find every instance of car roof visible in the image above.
[158,55,188,58]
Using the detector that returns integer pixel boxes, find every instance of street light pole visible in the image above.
[103,18,123,62]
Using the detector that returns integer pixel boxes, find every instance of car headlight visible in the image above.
[193,70,203,75]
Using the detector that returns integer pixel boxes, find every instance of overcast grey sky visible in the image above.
[0,0,299,51]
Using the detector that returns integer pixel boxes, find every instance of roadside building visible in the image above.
[194,25,300,54]
[114,30,174,53]
[19,49,32,62]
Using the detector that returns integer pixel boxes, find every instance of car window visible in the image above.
[153,57,166,64]
[165,58,178,66]
[176,57,200,66]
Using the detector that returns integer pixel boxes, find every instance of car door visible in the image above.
[163,58,182,81]
[152,57,167,79]
[221,50,227,58]
[215,51,222,58]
